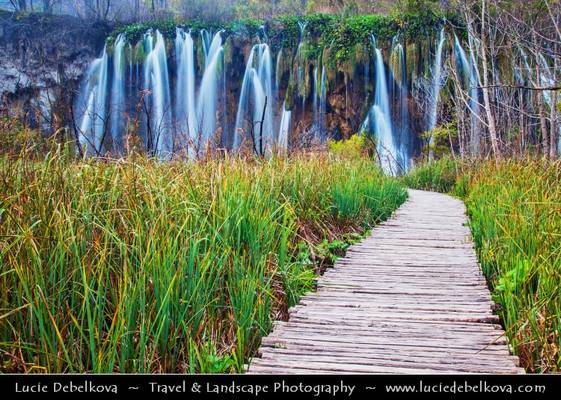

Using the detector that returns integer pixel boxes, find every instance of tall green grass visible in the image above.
[406,158,561,372]
[467,161,561,372]
[402,157,463,193]
[0,152,406,373]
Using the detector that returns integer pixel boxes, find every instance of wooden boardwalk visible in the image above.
[248,189,523,374]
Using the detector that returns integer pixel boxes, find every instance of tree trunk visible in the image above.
[550,52,559,159]
[536,62,550,157]
[549,89,558,159]
[518,90,526,156]
[480,0,500,158]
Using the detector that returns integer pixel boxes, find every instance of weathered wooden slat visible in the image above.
[286,316,506,331]
[289,308,501,324]
[271,323,505,341]
[249,360,464,374]
[247,189,522,374]
[255,352,521,374]
[260,337,513,356]
[317,275,489,285]
[258,341,520,365]
[303,293,493,305]
[264,331,508,347]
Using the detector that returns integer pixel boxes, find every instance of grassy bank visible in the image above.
[405,158,561,372]
[0,153,406,373]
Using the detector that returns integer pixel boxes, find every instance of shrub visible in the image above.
[402,156,460,192]
[327,134,374,159]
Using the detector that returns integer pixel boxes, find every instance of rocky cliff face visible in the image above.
[0,12,110,132]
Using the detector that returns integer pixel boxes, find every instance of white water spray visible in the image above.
[143,30,173,157]
[175,28,198,154]
[234,44,274,153]
[110,34,127,154]
[76,46,109,155]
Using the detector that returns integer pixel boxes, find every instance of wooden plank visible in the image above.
[263,331,508,348]
[255,352,522,374]
[258,342,520,365]
[272,324,505,341]
[286,316,506,331]
[260,336,513,356]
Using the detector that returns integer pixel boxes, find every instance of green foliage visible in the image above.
[403,157,462,193]
[328,134,374,159]
[109,12,448,63]
[228,17,263,37]
[421,123,458,159]
[0,152,405,373]
[0,118,72,159]
[331,167,405,225]
[112,20,181,43]
[316,239,350,264]
[276,13,337,50]
[465,161,561,372]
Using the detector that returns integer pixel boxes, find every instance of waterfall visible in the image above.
[278,101,291,151]
[259,25,269,43]
[205,30,223,68]
[76,45,109,155]
[234,44,274,154]
[128,43,133,98]
[517,46,533,83]
[258,44,274,137]
[426,27,446,161]
[297,21,308,110]
[312,66,318,132]
[364,49,370,95]
[319,65,327,140]
[234,48,255,148]
[73,23,455,162]
[110,34,127,154]
[143,30,173,157]
[373,47,399,174]
[249,72,269,154]
[454,34,470,87]
[311,62,327,140]
[537,54,561,152]
[174,29,224,155]
[297,21,307,43]
[538,54,554,106]
[454,34,480,154]
[362,36,399,175]
[467,32,482,155]
[197,31,224,151]
[428,27,445,132]
[275,49,284,90]
[391,39,410,170]
[175,28,198,154]
[201,29,211,60]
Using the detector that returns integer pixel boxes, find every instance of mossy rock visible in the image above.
[110,12,453,63]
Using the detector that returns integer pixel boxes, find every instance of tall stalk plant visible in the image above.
[0,152,406,373]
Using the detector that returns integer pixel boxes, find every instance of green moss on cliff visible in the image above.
[109,11,455,63]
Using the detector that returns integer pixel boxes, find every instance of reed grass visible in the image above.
[406,158,561,372]
[401,156,462,193]
[0,151,406,373]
